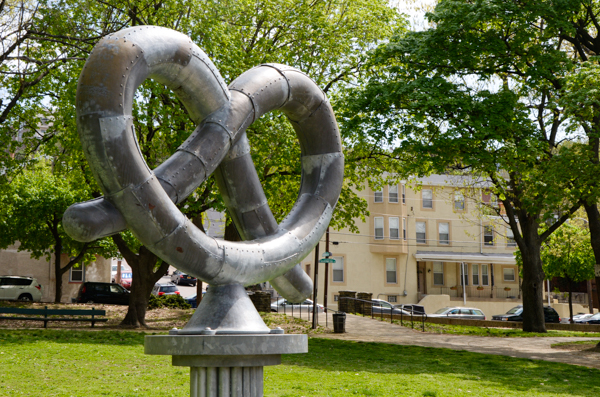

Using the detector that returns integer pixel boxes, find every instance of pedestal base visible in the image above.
[145,334,307,397]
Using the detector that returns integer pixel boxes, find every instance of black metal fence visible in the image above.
[339,296,427,331]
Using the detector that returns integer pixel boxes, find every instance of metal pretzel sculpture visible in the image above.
[63,27,344,311]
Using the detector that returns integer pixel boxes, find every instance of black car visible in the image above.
[491,305,560,323]
[170,270,197,286]
[76,282,130,305]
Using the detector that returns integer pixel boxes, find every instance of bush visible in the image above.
[148,294,191,310]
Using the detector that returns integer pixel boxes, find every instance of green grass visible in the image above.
[0,329,599,396]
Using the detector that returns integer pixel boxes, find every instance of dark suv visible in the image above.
[76,282,130,305]
[491,305,560,323]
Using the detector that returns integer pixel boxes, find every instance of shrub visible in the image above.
[148,294,191,310]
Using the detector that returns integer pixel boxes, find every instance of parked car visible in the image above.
[75,282,129,305]
[152,282,180,296]
[111,263,130,283]
[370,299,411,316]
[396,304,426,315]
[561,313,591,324]
[170,270,197,286]
[0,276,42,302]
[120,272,133,290]
[491,305,560,323]
[575,312,600,324]
[184,291,206,308]
[270,298,324,313]
[428,307,486,320]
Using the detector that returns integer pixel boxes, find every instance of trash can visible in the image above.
[333,312,346,333]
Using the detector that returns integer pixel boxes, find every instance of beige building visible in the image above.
[0,244,111,303]
[303,175,590,318]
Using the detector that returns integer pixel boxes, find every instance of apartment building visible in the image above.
[302,174,531,315]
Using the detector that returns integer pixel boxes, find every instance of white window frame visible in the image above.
[416,221,426,244]
[389,185,398,203]
[69,264,85,283]
[374,188,383,203]
[402,218,407,240]
[332,256,344,283]
[506,227,516,247]
[503,267,516,282]
[401,184,406,204]
[389,217,400,240]
[433,261,444,285]
[438,222,449,245]
[481,264,489,286]
[484,225,494,246]
[472,264,479,285]
[374,217,384,240]
[386,258,397,284]
[388,295,398,303]
[422,189,433,209]
[454,191,465,211]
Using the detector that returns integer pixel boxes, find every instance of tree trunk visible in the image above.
[112,235,169,327]
[519,220,547,333]
[568,277,573,323]
[584,203,600,311]
[53,242,63,303]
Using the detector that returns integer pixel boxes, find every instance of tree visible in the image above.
[342,0,598,332]
[0,161,117,302]
[541,220,595,322]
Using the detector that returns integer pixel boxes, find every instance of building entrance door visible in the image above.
[417,262,426,295]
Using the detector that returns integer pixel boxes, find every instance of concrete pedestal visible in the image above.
[145,334,308,397]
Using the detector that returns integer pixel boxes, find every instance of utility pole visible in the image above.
[311,243,320,329]
[323,228,330,312]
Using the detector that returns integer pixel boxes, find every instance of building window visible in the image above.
[389,217,399,240]
[334,295,339,301]
[69,264,85,282]
[503,267,515,282]
[305,264,311,275]
[481,264,489,285]
[438,222,449,245]
[422,189,433,209]
[389,185,398,203]
[386,258,397,284]
[403,218,407,240]
[416,221,426,244]
[401,184,406,204]
[472,264,479,285]
[332,257,344,282]
[484,226,494,246]
[374,189,383,203]
[374,217,384,240]
[454,191,465,211]
[506,228,516,247]
[388,295,398,303]
[433,262,444,285]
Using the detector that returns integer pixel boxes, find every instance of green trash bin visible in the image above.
[333,312,346,333]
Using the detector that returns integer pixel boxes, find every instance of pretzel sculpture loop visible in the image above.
[64,26,344,302]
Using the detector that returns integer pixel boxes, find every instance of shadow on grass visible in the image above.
[281,338,600,396]
[0,329,150,346]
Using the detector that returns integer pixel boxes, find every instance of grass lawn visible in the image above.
[0,329,599,396]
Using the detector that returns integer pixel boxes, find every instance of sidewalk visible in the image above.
[305,312,600,370]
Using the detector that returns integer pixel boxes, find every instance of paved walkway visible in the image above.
[302,312,600,369]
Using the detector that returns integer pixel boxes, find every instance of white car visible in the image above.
[428,306,486,320]
[271,298,324,313]
[0,276,42,302]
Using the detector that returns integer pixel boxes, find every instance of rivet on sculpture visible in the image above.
[63,26,344,396]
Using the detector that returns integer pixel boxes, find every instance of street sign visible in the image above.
[319,258,336,263]
[322,251,332,257]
